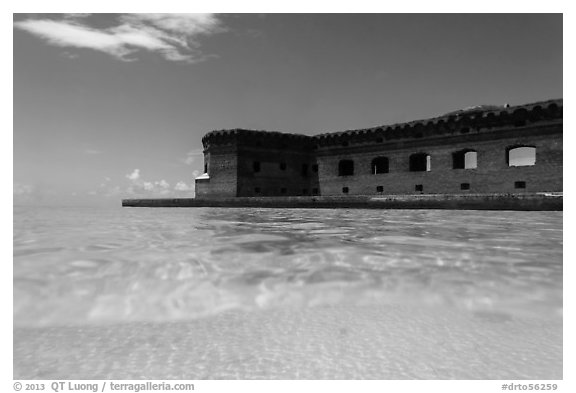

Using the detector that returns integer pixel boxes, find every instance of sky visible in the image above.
[13,13,563,206]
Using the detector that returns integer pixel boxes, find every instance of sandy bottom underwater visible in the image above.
[14,304,562,380]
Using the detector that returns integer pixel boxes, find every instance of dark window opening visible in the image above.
[302,189,308,195]
[376,137,383,143]
[255,187,261,194]
[312,164,318,173]
[376,186,384,193]
[515,181,526,189]
[507,146,536,167]
[204,163,208,173]
[342,187,349,194]
[280,162,286,170]
[410,153,431,172]
[415,184,423,192]
[452,150,477,169]
[371,157,389,174]
[460,127,470,134]
[301,164,308,176]
[338,160,354,176]
[280,187,287,194]
[253,161,261,173]
[342,141,349,147]
[460,183,470,190]
[312,188,319,195]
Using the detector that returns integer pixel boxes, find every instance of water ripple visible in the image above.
[13,206,562,326]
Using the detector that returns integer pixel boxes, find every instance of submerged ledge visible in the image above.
[122,193,562,211]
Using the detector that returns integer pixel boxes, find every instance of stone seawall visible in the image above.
[122,193,562,211]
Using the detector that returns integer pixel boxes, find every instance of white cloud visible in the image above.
[13,182,34,196]
[183,148,204,165]
[123,14,223,36]
[126,169,140,181]
[14,20,134,59]
[14,14,225,63]
[13,182,50,205]
[142,179,170,192]
[119,169,178,197]
[174,181,194,192]
[157,179,170,189]
[64,14,91,20]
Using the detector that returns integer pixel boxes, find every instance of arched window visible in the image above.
[507,146,536,167]
[452,149,477,169]
[409,153,431,172]
[371,157,389,174]
[338,160,354,176]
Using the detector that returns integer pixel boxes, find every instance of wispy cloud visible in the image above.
[14,13,225,63]
[84,148,103,155]
[182,148,204,165]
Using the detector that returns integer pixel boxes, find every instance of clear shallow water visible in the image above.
[13,206,562,327]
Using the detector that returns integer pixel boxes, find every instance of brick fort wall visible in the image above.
[196,99,562,198]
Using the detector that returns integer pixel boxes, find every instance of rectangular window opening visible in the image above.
[254,187,261,194]
[253,162,261,173]
[415,184,423,192]
[376,186,384,193]
[514,181,526,189]
[342,187,349,194]
[460,183,470,190]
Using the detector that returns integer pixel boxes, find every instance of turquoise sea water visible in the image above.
[13,206,562,327]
